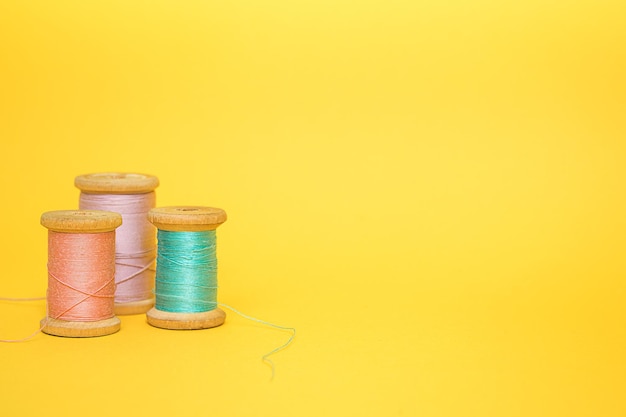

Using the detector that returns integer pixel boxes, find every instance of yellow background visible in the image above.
[1,1,625,415]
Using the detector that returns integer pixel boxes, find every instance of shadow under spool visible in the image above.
[75,172,159,315]
[40,210,122,337]
[146,206,227,330]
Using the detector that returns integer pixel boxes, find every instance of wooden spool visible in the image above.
[75,172,159,195]
[75,172,159,315]
[40,210,122,337]
[146,206,227,330]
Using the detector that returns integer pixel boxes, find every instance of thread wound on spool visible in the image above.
[147,206,227,330]
[155,230,218,313]
[79,193,156,304]
[40,210,122,337]
[47,231,116,321]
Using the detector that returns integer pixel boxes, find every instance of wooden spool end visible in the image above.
[75,172,159,195]
[40,210,122,233]
[40,210,122,337]
[115,298,155,315]
[41,317,121,338]
[148,206,227,232]
[146,307,226,330]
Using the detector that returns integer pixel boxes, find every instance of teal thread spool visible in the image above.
[146,206,227,330]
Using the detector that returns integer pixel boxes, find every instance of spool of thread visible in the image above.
[146,206,227,330]
[75,172,159,315]
[40,210,122,337]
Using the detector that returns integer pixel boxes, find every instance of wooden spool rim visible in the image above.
[148,206,227,231]
[41,316,121,337]
[40,210,122,233]
[146,307,226,330]
[75,172,159,194]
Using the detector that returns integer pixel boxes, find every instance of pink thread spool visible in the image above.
[40,210,122,337]
[75,172,159,315]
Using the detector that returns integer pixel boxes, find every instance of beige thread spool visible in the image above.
[40,210,122,337]
[75,172,159,315]
[146,206,227,330]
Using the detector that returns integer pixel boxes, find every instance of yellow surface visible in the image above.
[1,1,625,415]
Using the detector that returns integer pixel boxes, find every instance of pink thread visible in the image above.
[79,193,156,303]
[0,296,45,301]
[47,231,116,321]
[0,300,46,343]
[0,232,114,342]
[0,323,46,343]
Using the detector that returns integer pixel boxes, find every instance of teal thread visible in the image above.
[154,228,296,378]
[219,303,296,380]
[155,230,218,313]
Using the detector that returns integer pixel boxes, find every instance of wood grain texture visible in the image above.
[75,172,159,194]
[148,206,227,231]
[40,210,122,233]
[146,307,226,330]
[41,316,121,337]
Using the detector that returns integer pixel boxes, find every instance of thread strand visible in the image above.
[219,303,296,380]
[0,296,45,301]
[0,300,46,343]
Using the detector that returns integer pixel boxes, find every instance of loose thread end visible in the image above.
[0,320,46,343]
[218,303,296,379]
[0,296,46,302]
[0,297,47,343]
[263,357,276,381]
